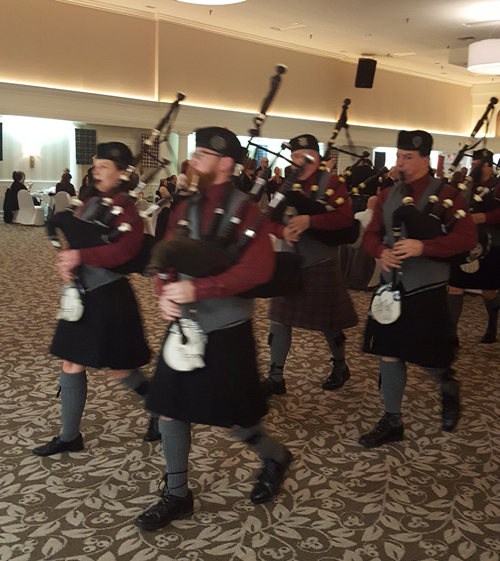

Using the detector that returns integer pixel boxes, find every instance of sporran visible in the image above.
[163,318,207,372]
[57,283,84,322]
[370,283,402,325]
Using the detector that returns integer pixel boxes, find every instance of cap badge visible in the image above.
[412,136,422,148]
[210,136,227,151]
[298,136,309,147]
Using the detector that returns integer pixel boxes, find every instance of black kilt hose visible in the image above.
[449,246,500,290]
[363,285,454,368]
[50,277,150,369]
[270,258,358,332]
[146,320,268,428]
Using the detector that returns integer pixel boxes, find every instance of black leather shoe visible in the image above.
[143,416,161,442]
[250,450,293,504]
[261,376,286,398]
[358,414,404,448]
[322,360,351,391]
[480,330,497,344]
[32,434,84,457]
[134,490,194,531]
[441,379,460,432]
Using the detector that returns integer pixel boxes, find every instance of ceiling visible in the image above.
[58,0,500,86]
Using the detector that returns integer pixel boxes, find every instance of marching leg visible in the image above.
[481,291,500,344]
[261,322,292,398]
[427,367,460,431]
[447,290,464,346]
[358,358,406,448]
[117,368,161,442]
[135,418,193,531]
[33,368,86,456]
[233,425,292,504]
[322,331,350,390]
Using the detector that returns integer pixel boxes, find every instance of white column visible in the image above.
[177,132,189,173]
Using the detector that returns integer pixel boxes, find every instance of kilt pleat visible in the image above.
[363,285,454,368]
[449,246,500,290]
[270,258,358,332]
[50,278,150,370]
[146,321,267,428]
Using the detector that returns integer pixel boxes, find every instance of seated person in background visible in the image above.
[238,158,257,193]
[255,156,270,178]
[379,166,398,191]
[78,169,99,202]
[266,167,283,201]
[176,161,190,193]
[356,195,377,231]
[3,171,28,223]
[167,175,177,195]
[340,195,381,291]
[155,178,174,241]
[155,178,171,202]
[56,169,77,197]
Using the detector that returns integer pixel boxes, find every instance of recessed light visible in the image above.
[270,23,306,32]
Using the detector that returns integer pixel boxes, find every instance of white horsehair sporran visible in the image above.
[163,318,207,372]
[370,283,402,325]
[57,283,84,322]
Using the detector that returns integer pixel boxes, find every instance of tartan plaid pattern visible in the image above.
[330,149,338,173]
[75,129,96,165]
[270,257,358,332]
[140,134,159,168]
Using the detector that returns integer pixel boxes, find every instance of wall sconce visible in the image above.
[29,156,35,168]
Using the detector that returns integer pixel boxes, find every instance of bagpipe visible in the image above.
[46,93,186,275]
[349,165,389,213]
[370,184,469,326]
[466,150,500,215]
[148,65,303,300]
[386,99,500,272]
[271,98,361,246]
[386,96,498,258]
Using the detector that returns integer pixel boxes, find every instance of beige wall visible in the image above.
[0,0,473,136]
[158,23,472,135]
[0,0,155,100]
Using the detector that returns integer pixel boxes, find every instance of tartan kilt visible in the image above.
[50,277,151,370]
[449,246,500,290]
[270,258,358,332]
[363,285,454,368]
[146,320,268,429]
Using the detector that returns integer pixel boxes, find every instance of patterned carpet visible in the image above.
[0,224,499,561]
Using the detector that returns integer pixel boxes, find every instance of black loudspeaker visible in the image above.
[374,151,386,169]
[355,58,377,88]
[0,123,3,161]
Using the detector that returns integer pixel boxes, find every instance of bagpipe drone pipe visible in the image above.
[390,183,486,268]
[148,159,305,299]
[45,93,186,274]
[147,65,303,299]
[270,98,361,246]
[388,96,500,270]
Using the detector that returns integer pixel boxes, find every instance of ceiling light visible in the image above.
[463,19,500,27]
[175,0,246,4]
[468,39,500,74]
